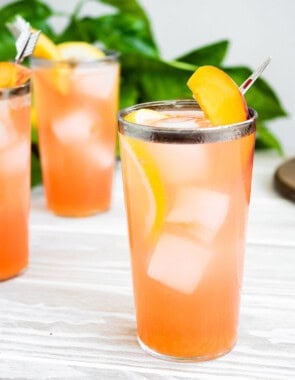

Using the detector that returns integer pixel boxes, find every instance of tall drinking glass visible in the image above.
[31,51,119,216]
[118,100,257,361]
[0,74,31,280]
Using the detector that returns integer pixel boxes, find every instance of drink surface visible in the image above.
[119,107,255,358]
[0,82,31,280]
[33,60,119,216]
[138,109,211,128]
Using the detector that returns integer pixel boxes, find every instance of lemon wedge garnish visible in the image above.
[120,134,166,243]
[57,42,105,61]
[33,34,105,62]
[32,35,105,93]
[32,31,61,60]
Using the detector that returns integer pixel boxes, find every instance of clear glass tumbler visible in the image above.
[118,100,257,361]
[0,77,31,280]
[31,51,119,216]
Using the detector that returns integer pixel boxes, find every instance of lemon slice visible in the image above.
[125,109,168,125]
[120,134,166,242]
[32,31,61,60]
[57,42,105,61]
[187,65,247,126]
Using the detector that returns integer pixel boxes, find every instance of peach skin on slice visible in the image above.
[187,65,248,126]
[0,62,16,88]
[14,64,31,86]
[0,62,30,88]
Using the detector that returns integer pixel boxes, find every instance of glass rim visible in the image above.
[118,99,257,144]
[0,79,30,100]
[30,49,120,68]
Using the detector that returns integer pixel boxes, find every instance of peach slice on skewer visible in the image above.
[0,62,30,88]
[187,65,248,126]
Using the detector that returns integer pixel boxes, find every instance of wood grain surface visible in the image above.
[0,152,294,379]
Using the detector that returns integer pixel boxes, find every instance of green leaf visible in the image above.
[98,0,150,19]
[31,127,38,144]
[139,62,194,101]
[121,53,195,102]
[0,26,15,60]
[58,13,159,57]
[0,0,53,24]
[120,79,139,108]
[176,40,229,66]
[256,121,283,154]
[31,147,42,187]
[97,0,158,50]
[56,17,90,43]
[30,21,57,42]
[0,0,56,59]
[224,66,287,121]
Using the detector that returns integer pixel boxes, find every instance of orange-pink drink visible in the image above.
[0,63,31,280]
[118,100,256,360]
[31,50,119,216]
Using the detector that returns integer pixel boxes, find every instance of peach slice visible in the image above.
[187,65,248,126]
[187,65,254,187]
[0,62,15,88]
[14,64,31,86]
[0,62,30,88]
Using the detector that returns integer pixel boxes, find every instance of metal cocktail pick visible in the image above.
[7,16,40,63]
[239,56,271,95]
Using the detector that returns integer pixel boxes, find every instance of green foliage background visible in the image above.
[0,0,287,186]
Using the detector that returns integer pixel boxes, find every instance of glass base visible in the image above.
[49,205,111,217]
[0,265,28,282]
[137,336,235,362]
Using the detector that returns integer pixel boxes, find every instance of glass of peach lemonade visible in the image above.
[0,62,31,280]
[118,66,257,361]
[31,41,119,216]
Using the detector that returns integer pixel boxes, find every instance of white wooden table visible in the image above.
[1,152,295,379]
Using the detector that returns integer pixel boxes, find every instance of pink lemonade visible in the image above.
[119,101,256,360]
[0,66,31,280]
[32,53,119,216]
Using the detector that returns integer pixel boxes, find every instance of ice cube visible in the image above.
[148,232,211,294]
[0,124,17,150]
[150,143,209,184]
[52,110,95,144]
[0,103,18,150]
[153,116,207,129]
[87,141,114,170]
[0,100,10,119]
[0,102,11,148]
[167,187,229,242]
[74,64,118,99]
[153,111,211,129]
[0,139,29,173]
[9,94,30,110]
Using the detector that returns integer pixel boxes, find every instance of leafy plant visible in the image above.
[0,0,287,186]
